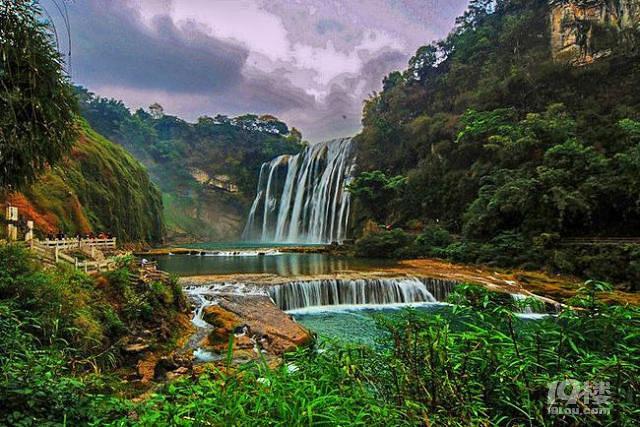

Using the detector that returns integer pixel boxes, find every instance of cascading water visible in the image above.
[510,293,551,317]
[185,283,268,327]
[268,277,459,311]
[242,138,356,244]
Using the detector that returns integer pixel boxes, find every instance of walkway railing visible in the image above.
[29,240,117,273]
[37,237,117,250]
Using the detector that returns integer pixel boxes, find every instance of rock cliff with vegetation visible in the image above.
[550,0,640,64]
[76,88,303,243]
[1,120,165,243]
[350,0,640,288]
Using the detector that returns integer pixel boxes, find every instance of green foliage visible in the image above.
[407,44,439,82]
[354,229,413,258]
[85,283,640,426]
[0,243,188,424]
[0,1,78,189]
[19,120,165,242]
[415,224,453,252]
[3,244,638,425]
[348,170,406,222]
[93,348,408,426]
[618,118,640,140]
[0,302,93,426]
[353,0,640,284]
[455,107,519,143]
[75,87,303,240]
[360,284,640,425]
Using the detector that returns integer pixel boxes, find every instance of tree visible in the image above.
[76,91,131,139]
[407,45,438,82]
[347,170,406,222]
[382,71,404,91]
[0,1,78,189]
[149,103,164,119]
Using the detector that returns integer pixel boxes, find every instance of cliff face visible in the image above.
[550,0,640,64]
[2,121,165,243]
[163,190,245,243]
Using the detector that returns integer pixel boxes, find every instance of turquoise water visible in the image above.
[292,304,548,346]
[168,243,547,348]
[292,304,448,346]
[156,252,397,276]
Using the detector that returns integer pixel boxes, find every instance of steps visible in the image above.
[29,240,116,273]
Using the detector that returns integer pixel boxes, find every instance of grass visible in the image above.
[0,244,188,425]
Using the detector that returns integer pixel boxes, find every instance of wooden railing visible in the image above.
[139,262,171,282]
[29,240,116,273]
[37,237,117,250]
[30,240,57,266]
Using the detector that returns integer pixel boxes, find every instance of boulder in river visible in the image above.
[201,295,311,355]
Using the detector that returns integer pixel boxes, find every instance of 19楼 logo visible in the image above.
[547,380,612,415]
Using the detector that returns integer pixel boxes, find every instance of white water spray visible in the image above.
[242,138,356,243]
[268,278,458,311]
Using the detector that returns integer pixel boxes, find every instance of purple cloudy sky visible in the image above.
[42,0,469,141]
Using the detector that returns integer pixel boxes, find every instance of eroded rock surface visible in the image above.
[200,295,311,356]
[550,0,640,64]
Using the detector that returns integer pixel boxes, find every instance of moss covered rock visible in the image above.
[3,120,164,243]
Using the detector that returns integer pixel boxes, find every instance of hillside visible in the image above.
[351,0,640,286]
[76,89,303,243]
[2,121,164,243]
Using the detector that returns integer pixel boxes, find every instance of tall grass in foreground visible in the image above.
[91,282,639,426]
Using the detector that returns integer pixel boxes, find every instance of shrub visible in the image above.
[415,224,453,256]
[0,302,91,425]
[92,345,410,426]
[0,244,189,423]
[150,281,174,306]
[362,284,640,425]
[354,229,413,258]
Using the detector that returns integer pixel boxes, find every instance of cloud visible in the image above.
[283,49,408,142]
[53,0,248,95]
[41,0,469,141]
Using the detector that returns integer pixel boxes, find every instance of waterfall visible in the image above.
[420,278,458,302]
[242,138,356,244]
[511,293,536,314]
[268,277,459,311]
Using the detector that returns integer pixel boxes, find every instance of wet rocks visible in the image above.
[200,295,311,356]
[154,354,193,381]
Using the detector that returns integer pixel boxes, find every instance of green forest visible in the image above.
[17,121,165,242]
[0,1,163,243]
[350,0,640,288]
[75,88,303,241]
